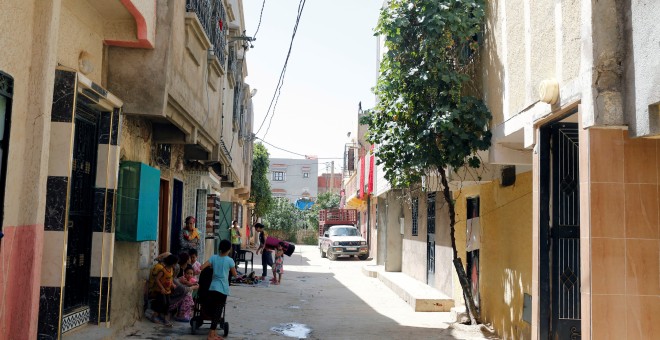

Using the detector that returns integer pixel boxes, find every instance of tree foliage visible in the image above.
[263,198,299,241]
[361,0,491,324]
[249,143,272,219]
[302,192,341,231]
[362,0,491,188]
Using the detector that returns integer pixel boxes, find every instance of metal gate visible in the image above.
[64,106,99,312]
[550,123,581,339]
[426,193,436,286]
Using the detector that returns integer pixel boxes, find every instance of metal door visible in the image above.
[550,123,581,339]
[426,193,436,286]
[64,106,98,311]
[170,179,183,255]
[217,201,232,241]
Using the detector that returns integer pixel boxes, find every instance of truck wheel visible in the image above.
[358,254,369,260]
[327,250,337,261]
[320,247,326,258]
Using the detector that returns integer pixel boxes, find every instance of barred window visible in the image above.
[412,198,419,236]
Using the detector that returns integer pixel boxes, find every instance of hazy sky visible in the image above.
[242,0,383,174]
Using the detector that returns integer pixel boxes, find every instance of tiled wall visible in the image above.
[588,128,660,339]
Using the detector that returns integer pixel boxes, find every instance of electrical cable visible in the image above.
[254,0,306,138]
[252,0,266,39]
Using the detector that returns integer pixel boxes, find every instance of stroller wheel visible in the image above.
[223,322,229,337]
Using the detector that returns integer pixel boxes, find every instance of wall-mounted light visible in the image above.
[78,51,94,75]
[539,78,559,105]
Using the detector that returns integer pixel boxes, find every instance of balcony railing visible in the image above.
[186,0,227,67]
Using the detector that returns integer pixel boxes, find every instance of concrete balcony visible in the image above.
[106,0,237,170]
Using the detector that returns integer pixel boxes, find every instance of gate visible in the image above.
[550,123,581,339]
[540,122,581,338]
[64,106,99,311]
[426,193,436,286]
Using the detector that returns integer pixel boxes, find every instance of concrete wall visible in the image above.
[0,1,61,337]
[453,172,533,339]
[624,1,660,137]
[57,0,105,85]
[383,191,402,272]
[482,0,581,128]
[401,191,427,283]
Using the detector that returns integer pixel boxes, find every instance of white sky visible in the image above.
[242,0,383,174]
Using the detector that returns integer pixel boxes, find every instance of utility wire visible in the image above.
[254,137,343,160]
[254,0,306,139]
[252,0,266,39]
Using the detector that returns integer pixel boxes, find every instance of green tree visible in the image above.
[361,0,491,324]
[249,143,273,221]
[303,192,341,232]
[263,198,298,241]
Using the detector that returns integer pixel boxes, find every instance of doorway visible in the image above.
[63,105,99,312]
[539,120,581,339]
[170,179,183,255]
[158,179,170,254]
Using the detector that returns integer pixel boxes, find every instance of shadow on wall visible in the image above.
[482,0,505,125]
[487,268,531,340]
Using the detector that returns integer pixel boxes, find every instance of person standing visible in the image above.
[254,223,273,280]
[200,240,237,340]
[229,220,241,266]
[180,216,202,257]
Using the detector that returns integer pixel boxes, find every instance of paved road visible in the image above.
[115,245,497,340]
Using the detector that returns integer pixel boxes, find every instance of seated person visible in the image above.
[148,254,178,326]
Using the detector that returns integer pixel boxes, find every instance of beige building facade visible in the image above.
[371,1,659,339]
[0,0,254,339]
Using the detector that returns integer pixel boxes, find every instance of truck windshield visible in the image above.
[330,228,358,236]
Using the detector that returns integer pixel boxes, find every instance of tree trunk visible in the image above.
[439,167,481,325]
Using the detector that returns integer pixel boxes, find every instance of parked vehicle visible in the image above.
[318,209,368,260]
[319,225,369,260]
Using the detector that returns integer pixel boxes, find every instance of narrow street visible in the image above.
[104,245,497,340]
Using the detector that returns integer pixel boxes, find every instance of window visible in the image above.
[411,198,419,236]
[272,171,285,181]
[303,172,309,178]
[0,71,13,228]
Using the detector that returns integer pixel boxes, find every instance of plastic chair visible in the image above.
[235,249,253,273]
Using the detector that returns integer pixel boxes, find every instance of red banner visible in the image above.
[359,155,365,199]
[368,145,375,194]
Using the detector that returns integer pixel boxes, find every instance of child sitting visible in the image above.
[174,265,199,322]
[148,254,178,326]
[188,248,202,276]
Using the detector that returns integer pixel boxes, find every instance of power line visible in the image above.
[254,137,343,161]
[252,0,266,39]
[254,0,307,139]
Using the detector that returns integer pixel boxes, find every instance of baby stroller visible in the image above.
[190,267,229,336]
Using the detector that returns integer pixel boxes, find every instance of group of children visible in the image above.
[148,220,286,340]
[147,248,202,327]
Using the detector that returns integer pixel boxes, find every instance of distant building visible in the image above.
[268,158,319,204]
[318,173,342,195]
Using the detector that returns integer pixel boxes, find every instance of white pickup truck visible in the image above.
[319,225,369,261]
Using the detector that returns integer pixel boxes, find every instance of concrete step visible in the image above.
[362,265,454,312]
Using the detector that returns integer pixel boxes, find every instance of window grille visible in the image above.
[412,198,419,236]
